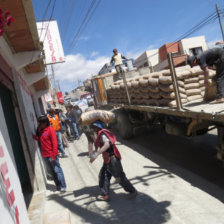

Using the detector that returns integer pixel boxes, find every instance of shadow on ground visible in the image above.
[113,127,224,203]
[48,172,172,224]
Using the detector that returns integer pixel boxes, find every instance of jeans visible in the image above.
[56,131,65,155]
[114,65,123,82]
[70,122,80,138]
[215,58,224,99]
[43,156,66,189]
[99,157,136,196]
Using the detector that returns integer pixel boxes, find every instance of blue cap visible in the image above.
[92,120,104,129]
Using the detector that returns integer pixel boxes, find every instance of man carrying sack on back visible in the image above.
[187,47,224,104]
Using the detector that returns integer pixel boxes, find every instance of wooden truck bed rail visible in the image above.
[109,100,224,123]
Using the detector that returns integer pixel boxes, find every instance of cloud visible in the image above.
[54,54,110,84]
[126,50,143,59]
[90,51,99,57]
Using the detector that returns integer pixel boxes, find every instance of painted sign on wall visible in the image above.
[37,20,65,65]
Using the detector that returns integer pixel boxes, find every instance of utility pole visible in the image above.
[216,4,224,41]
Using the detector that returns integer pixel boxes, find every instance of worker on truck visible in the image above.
[187,47,224,104]
[111,49,128,81]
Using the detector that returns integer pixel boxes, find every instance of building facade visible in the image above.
[134,36,208,71]
[0,0,50,223]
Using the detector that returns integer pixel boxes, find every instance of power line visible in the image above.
[70,0,102,50]
[135,10,221,66]
[67,0,98,52]
[42,0,57,43]
[39,0,53,39]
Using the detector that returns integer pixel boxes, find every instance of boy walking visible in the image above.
[90,121,137,201]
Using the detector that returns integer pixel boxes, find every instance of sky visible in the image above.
[33,0,224,93]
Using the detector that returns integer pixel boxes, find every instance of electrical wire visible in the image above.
[42,0,57,43]
[135,10,221,66]
[39,0,53,39]
[70,0,102,50]
[67,0,98,51]
[62,0,76,42]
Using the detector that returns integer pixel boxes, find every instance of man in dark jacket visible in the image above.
[187,47,224,104]
[66,105,80,140]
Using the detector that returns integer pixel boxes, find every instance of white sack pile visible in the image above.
[80,110,115,126]
[107,65,216,107]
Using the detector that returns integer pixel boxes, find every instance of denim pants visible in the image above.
[56,131,65,155]
[215,58,224,99]
[43,156,66,189]
[70,122,80,138]
[99,157,136,196]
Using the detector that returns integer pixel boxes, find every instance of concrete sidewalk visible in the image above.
[44,134,224,224]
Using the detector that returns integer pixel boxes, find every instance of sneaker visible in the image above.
[96,195,110,202]
[127,190,138,199]
[210,98,224,104]
[60,187,66,193]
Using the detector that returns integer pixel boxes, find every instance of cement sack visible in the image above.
[161,70,171,76]
[204,81,217,101]
[131,80,139,88]
[81,110,115,126]
[186,89,201,96]
[176,70,191,79]
[140,86,151,93]
[187,95,203,102]
[159,99,188,107]
[184,77,199,84]
[148,86,160,93]
[149,92,161,99]
[159,76,172,85]
[159,84,186,94]
[148,99,159,106]
[184,83,200,90]
[148,78,159,86]
[139,79,149,87]
[160,92,187,100]
[141,94,151,100]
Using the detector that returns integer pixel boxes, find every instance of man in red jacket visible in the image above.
[90,120,137,201]
[34,115,66,192]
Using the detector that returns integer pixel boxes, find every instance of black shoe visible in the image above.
[60,154,68,158]
[127,190,138,199]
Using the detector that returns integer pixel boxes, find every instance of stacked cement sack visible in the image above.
[107,65,216,107]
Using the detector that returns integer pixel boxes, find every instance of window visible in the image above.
[189,47,203,56]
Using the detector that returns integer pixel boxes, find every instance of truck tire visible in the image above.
[116,110,133,139]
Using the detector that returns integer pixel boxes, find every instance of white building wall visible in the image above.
[0,100,29,224]
[146,49,159,66]
[13,71,46,192]
[179,36,208,55]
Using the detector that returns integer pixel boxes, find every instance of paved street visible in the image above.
[44,128,224,224]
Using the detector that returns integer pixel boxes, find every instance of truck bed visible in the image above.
[110,100,224,123]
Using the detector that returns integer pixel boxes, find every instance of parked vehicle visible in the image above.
[91,53,224,163]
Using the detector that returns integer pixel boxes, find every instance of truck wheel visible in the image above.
[116,110,133,139]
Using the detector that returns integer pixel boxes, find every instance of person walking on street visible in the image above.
[90,120,137,201]
[187,47,224,104]
[48,108,67,157]
[34,115,66,192]
[111,49,128,81]
[73,105,82,137]
[67,105,80,140]
[59,109,69,148]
